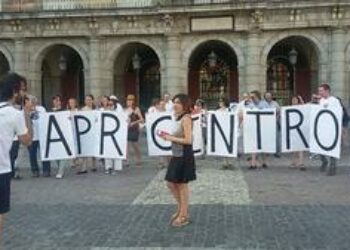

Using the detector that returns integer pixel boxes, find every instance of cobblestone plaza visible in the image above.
[2,135,350,249]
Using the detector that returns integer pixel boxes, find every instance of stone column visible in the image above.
[330,28,346,101]
[164,34,185,96]
[244,31,265,94]
[88,37,110,98]
[14,39,26,75]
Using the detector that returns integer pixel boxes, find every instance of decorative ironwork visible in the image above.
[199,56,229,108]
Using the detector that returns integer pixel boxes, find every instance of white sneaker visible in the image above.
[55,174,63,179]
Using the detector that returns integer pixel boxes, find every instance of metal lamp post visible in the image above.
[288,48,298,95]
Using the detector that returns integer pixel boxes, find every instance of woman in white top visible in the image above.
[217,98,234,170]
[77,95,97,175]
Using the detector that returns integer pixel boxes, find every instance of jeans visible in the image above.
[27,140,51,174]
[9,141,20,177]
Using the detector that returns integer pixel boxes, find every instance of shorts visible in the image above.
[0,172,11,214]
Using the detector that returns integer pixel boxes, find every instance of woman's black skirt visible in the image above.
[165,155,196,183]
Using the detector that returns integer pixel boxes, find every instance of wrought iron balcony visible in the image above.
[0,0,339,13]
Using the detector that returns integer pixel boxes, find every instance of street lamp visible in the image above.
[58,55,67,72]
[132,53,141,104]
[208,51,217,68]
[288,48,298,95]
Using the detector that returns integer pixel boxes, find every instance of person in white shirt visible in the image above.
[147,98,159,114]
[0,73,32,240]
[263,92,281,158]
[110,95,123,112]
[318,83,342,176]
[163,93,174,112]
[26,95,51,177]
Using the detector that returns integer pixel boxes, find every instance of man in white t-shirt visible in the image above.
[318,83,342,176]
[0,73,32,240]
[163,93,174,112]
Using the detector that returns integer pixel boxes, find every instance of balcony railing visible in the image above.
[0,0,333,13]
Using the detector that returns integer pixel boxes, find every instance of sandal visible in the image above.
[170,212,179,223]
[171,216,190,228]
[299,165,306,171]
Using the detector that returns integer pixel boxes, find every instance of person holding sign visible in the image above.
[0,73,32,240]
[318,83,342,176]
[125,94,144,167]
[159,94,196,228]
[289,95,306,171]
[217,98,234,170]
[246,90,269,169]
[77,94,97,175]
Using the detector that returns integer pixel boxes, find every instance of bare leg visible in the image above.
[250,154,257,168]
[131,142,141,166]
[177,183,189,218]
[167,182,181,219]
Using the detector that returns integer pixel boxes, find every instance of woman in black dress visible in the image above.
[159,94,196,227]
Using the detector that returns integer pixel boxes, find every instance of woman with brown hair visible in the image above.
[159,93,196,228]
[124,94,144,166]
[289,95,306,171]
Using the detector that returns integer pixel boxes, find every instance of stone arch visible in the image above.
[183,36,245,68]
[186,39,241,105]
[0,43,14,70]
[263,33,323,103]
[110,41,163,110]
[32,40,89,73]
[261,31,325,66]
[107,39,165,75]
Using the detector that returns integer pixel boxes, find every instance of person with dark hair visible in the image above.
[246,90,269,169]
[8,75,28,179]
[0,73,32,240]
[49,95,69,179]
[217,98,234,169]
[26,95,51,177]
[159,93,196,227]
[192,99,207,159]
[318,83,342,176]
[77,94,97,174]
[263,92,281,158]
[289,95,306,171]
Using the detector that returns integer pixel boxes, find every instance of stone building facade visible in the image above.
[0,0,350,109]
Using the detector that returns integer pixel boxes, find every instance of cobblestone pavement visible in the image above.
[2,135,350,249]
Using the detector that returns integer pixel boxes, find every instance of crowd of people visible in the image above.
[1,72,350,233]
[8,79,350,180]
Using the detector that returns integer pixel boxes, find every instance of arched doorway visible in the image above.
[0,51,10,79]
[41,45,84,107]
[114,42,161,112]
[188,40,238,108]
[266,36,319,105]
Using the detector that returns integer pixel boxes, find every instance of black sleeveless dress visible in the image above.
[165,113,196,183]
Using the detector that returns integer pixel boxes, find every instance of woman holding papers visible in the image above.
[159,94,196,228]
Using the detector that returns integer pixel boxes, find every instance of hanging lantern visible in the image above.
[132,53,141,70]
[288,48,298,66]
[208,51,217,68]
[58,55,67,72]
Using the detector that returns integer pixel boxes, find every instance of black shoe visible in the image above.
[43,172,51,177]
[31,171,40,178]
[262,164,268,169]
[320,162,327,172]
[249,166,257,170]
[76,170,88,175]
[91,168,97,172]
[327,166,336,176]
[274,154,281,158]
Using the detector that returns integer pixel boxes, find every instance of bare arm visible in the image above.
[18,111,32,146]
[163,115,192,145]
